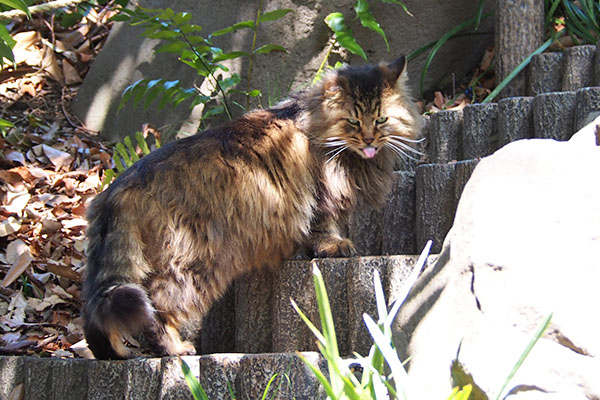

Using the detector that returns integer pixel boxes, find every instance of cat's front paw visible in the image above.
[313,237,356,258]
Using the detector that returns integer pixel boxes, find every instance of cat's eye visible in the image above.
[346,118,360,126]
[376,116,388,124]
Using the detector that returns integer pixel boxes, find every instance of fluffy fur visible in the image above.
[82,56,422,359]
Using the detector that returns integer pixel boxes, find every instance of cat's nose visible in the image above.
[363,137,374,145]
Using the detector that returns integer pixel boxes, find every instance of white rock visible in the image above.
[394,119,600,399]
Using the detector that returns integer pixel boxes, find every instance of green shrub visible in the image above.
[114,4,291,121]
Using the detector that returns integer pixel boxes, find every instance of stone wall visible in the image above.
[71,0,494,141]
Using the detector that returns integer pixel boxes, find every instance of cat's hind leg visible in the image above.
[140,312,196,356]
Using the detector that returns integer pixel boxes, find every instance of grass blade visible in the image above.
[364,314,410,400]
[482,36,555,103]
[260,373,278,400]
[295,352,336,398]
[385,240,431,327]
[290,298,327,345]
[495,313,553,400]
[419,12,493,96]
[373,269,387,323]
[180,358,209,400]
[310,262,345,396]
[474,0,485,30]
[311,262,339,359]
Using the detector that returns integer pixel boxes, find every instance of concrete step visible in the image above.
[423,87,600,164]
[1,253,440,399]
[200,254,437,356]
[1,353,326,400]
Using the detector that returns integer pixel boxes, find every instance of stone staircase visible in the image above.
[3,42,600,400]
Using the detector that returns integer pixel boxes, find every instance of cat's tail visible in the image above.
[82,187,167,359]
[82,281,163,359]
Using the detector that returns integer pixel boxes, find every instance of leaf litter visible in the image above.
[0,2,122,359]
[0,2,504,360]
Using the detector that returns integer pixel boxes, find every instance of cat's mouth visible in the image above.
[361,146,377,159]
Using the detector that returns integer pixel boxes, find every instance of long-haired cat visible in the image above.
[83,56,422,359]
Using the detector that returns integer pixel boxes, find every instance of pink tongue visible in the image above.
[363,147,376,158]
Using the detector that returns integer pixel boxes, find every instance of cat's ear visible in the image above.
[322,73,348,97]
[381,55,407,87]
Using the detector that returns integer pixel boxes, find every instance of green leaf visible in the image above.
[212,51,249,62]
[100,169,116,190]
[145,29,182,40]
[141,79,162,109]
[173,12,192,25]
[135,131,151,155]
[254,44,287,54]
[156,40,188,54]
[0,24,16,48]
[201,105,225,119]
[378,0,413,16]
[324,12,367,61]
[109,13,131,22]
[180,359,209,400]
[123,136,140,163]
[354,0,389,52]
[0,40,15,64]
[60,12,85,28]
[115,143,132,166]
[0,118,13,128]
[220,75,241,92]
[113,153,126,173]
[0,0,30,18]
[258,8,293,23]
[119,79,142,111]
[159,7,175,20]
[210,20,255,37]
[172,88,196,107]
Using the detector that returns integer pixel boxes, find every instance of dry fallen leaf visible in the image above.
[38,144,73,169]
[8,383,24,400]
[0,217,21,237]
[5,151,26,165]
[2,240,33,287]
[0,0,117,358]
[62,59,82,85]
[10,31,42,67]
[70,339,95,359]
[33,294,67,312]
[41,43,64,83]
[2,191,31,214]
[6,291,28,324]
[434,91,446,109]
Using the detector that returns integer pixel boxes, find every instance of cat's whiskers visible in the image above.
[322,137,347,148]
[385,141,421,162]
[389,135,425,144]
[387,137,425,156]
[326,145,349,164]
[323,141,347,148]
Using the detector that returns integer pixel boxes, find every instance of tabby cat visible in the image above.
[82,56,422,359]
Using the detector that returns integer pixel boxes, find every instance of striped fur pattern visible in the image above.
[82,56,422,359]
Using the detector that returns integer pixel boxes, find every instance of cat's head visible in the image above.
[303,56,422,162]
